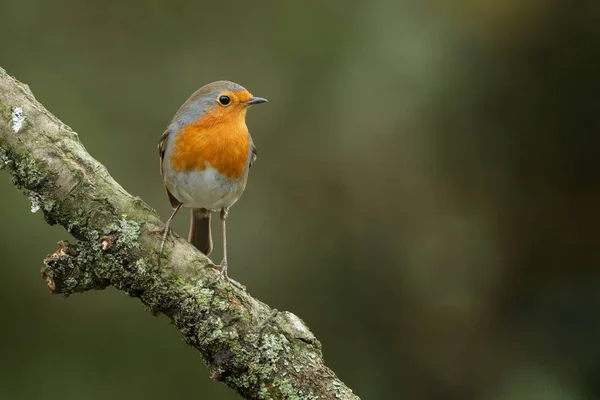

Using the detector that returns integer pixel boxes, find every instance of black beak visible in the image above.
[245,96,268,105]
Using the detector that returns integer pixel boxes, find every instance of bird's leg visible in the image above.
[151,203,183,256]
[216,207,229,281]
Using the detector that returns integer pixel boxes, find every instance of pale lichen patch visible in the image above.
[29,193,40,213]
[10,107,24,133]
[135,258,147,274]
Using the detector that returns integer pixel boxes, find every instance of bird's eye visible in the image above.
[218,95,231,106]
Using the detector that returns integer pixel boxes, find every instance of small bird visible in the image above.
[154,80,267,280]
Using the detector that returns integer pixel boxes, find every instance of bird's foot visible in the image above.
[150,225,176,256]
[210,259,229,282]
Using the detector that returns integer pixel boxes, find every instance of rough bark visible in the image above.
[0,66,359,400]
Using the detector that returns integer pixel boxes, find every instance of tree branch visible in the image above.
[0,66,359,400]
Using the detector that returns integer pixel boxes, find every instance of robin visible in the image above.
[154,80,267,280]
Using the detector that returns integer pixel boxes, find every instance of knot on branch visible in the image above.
[42,240,110,295]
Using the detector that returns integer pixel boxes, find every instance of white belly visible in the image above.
[164,165,248,211]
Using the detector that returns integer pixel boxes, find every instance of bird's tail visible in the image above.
[188,208,212,256]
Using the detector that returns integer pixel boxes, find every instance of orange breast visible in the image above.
[170,107,250,179]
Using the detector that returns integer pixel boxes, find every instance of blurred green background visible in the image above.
[1,0,599,399]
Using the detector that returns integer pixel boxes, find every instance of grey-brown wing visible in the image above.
[157,130,169,176]
[157,130,182,208]
[250,143,257,168]
[165,187,181,208]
